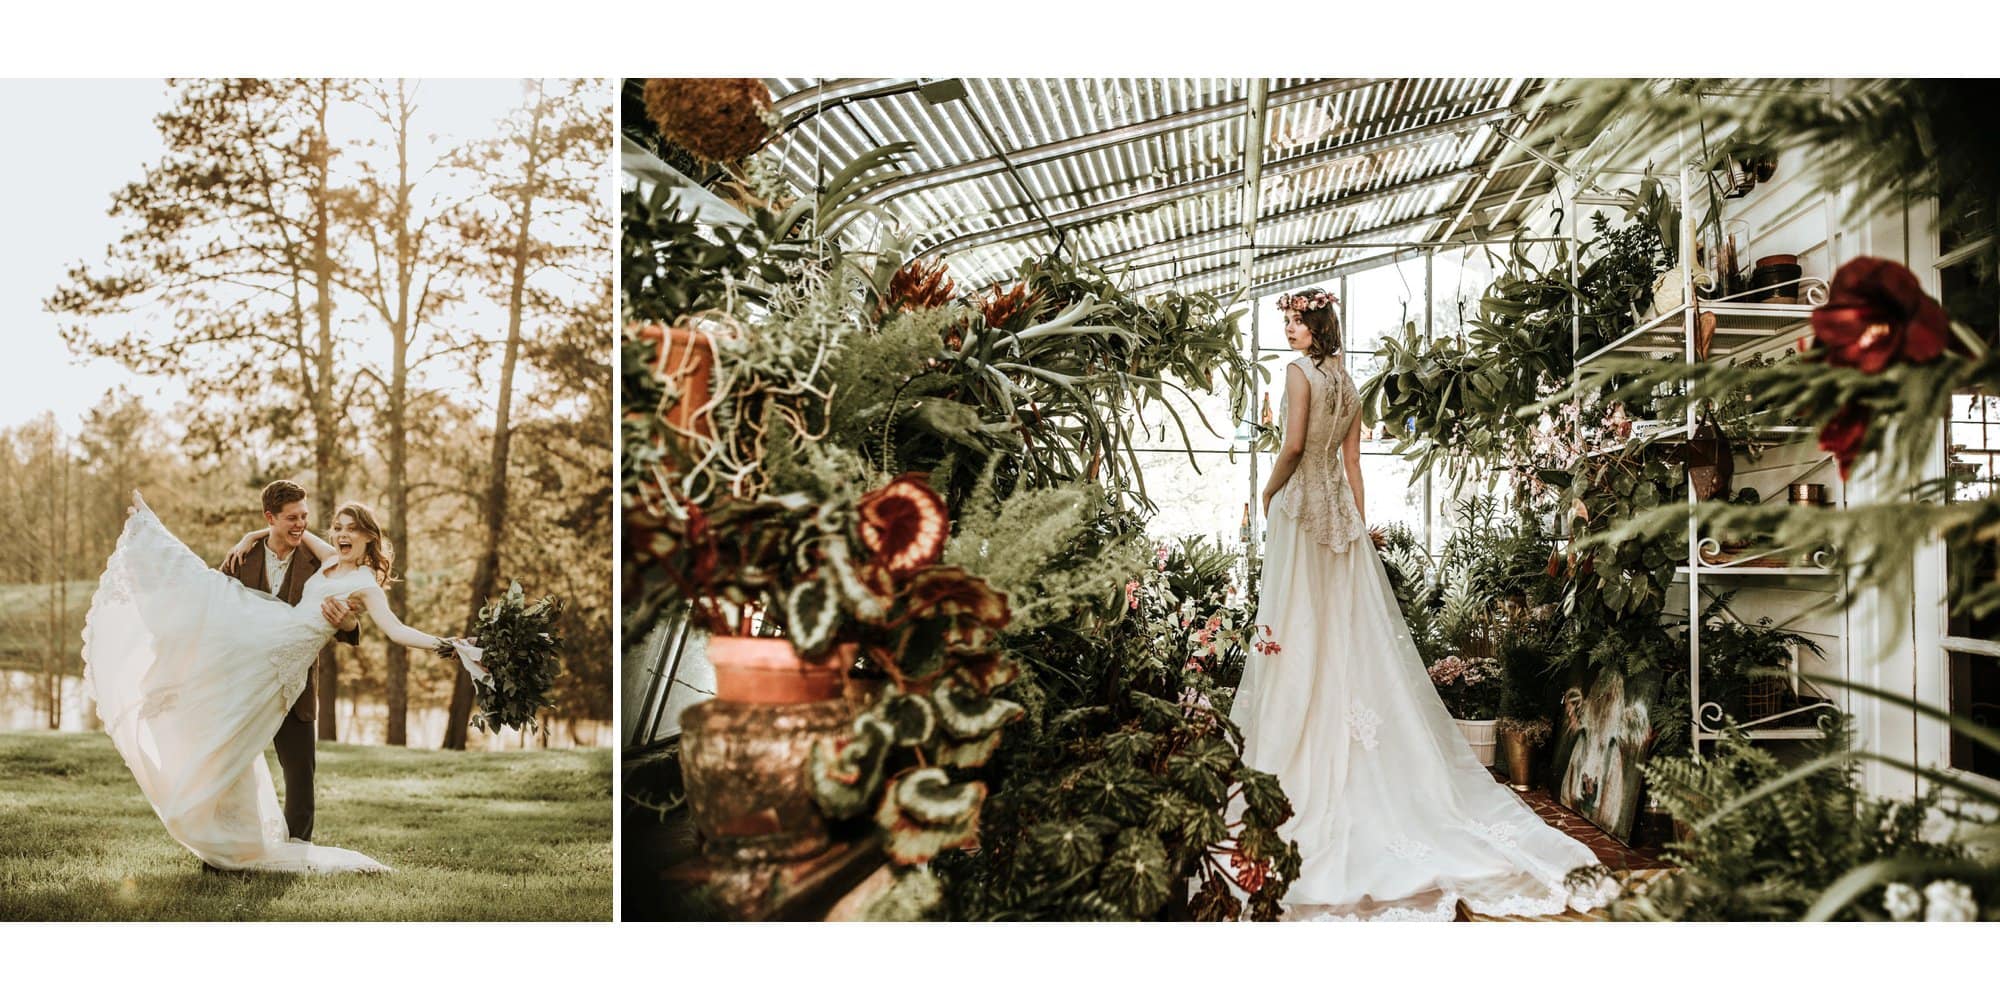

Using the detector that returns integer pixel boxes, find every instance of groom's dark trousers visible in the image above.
[223,539,357,842]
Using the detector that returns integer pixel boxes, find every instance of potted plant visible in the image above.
[1497,718,1553,790]
[1429,654,1503,765]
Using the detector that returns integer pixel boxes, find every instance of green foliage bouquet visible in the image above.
[445,581,564,733]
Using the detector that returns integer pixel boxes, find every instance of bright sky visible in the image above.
[0,79,598,436]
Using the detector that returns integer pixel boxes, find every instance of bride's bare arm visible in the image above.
[353,584,446,651]
[295,530,339,564]
[1260,363,1313,514]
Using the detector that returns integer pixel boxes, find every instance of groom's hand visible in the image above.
[322,596,362,630]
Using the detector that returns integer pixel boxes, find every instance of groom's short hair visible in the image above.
[261,480,307,514]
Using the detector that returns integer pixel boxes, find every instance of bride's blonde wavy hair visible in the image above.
[331,501,396,587]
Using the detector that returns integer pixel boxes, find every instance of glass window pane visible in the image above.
[1948,651,2000,782]
[1358,453,1430,535]
[1131,375,1246,452]
[1135,449,1253,546]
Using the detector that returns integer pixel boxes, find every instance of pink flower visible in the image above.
[1125,579,1142,610]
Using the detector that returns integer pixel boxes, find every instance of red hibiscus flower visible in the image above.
[857,473,949,578]
[1811,257,1954,374]
[1819,403,1871,481]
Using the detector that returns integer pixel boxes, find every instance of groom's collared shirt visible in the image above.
[264,544,292,596]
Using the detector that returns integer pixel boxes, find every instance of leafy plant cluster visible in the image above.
[934,536,1300,920]
[1615,716,1991,921]
[1684,593,1825,727]
[622,142,1291,919]
[1361,183,1675,489]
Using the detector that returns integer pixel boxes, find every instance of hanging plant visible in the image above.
[640,77,777,164]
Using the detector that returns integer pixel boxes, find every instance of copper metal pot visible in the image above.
[1501,729,1535,791]
[677,695,853,863]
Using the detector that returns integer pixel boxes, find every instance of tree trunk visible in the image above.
[309,83,342,741]
[384,83,416,747]
[444,89,547,750]
[44,428,59,730]
[53,445,69,730]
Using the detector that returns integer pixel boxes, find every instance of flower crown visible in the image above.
[1276,288,1338,316]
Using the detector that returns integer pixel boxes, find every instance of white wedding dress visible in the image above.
[82,498,390,874]
[1230,357,1615,920]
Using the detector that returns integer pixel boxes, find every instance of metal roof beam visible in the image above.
[862,77,1390,208]
[923,104,1521,257]
[1236,79,1271,294]
[1427,79,1541,244]
[1125,179,1556,295]
[1093,160,1489,271]
[772,78,922,124]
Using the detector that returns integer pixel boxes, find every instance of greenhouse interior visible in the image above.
[619,77,1999,922]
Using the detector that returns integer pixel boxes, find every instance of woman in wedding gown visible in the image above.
[1229,289,1615,920]
[83,492,476,874]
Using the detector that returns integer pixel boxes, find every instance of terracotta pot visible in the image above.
[636,322,714,442]
[1501,729,1535,791]
[709,636,853,705]
[677,695,852,863]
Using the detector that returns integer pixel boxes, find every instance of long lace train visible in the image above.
[1230,500,1614,920]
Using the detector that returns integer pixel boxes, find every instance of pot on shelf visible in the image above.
[1455,718,1498,767]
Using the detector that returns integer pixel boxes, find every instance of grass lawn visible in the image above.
[0,731,611,921]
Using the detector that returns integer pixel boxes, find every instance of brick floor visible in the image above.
[1455,770,1675,922]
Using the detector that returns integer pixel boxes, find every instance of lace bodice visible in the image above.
[1278,357,1367,552]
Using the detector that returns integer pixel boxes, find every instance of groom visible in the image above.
[220,480,361,845]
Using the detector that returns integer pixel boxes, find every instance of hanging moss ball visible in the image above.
[641,78,776,164]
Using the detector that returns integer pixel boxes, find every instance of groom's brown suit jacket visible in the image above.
[224,538,359,723]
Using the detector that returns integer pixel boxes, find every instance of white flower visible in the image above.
[1922,880,1977,922]
[1882,882,1922,921]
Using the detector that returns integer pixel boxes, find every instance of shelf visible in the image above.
[1584,422,1815,458]
[1693,727,1828,742]
[1678,564,1834,577]
[1576,301,1816,372]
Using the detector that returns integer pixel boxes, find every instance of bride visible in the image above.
[83,491,475,874]
[1229,288,1614,920]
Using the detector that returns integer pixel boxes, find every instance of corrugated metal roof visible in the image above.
[764,77,1562,298]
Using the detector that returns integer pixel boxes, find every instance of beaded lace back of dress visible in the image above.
[1279,356,1367,552]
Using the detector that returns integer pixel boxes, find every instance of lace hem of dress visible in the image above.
[1284,875,1618,922]
[1284,896,1459,922]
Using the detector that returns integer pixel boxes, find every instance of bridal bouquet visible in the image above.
[439,581,565,733]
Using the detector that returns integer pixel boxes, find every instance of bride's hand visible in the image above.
[220,533,261,574]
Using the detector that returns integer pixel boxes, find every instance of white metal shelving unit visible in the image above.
[1567,158,1850,748]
